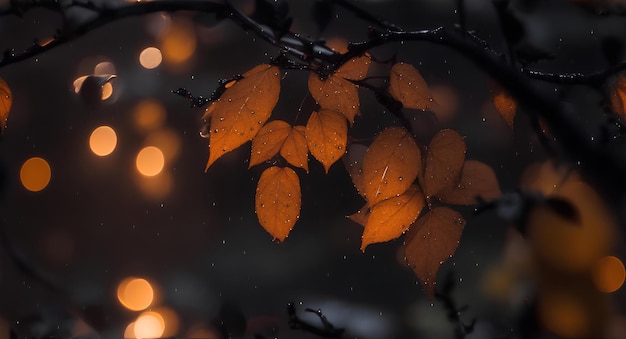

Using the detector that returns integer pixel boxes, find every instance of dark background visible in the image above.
[0,0,624,338]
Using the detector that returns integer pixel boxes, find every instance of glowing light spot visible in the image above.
[20,157,51,192]
[136,146,165,176]
[593,256,625,293]
[139,47,163,69]
[152,307,179,337]
[94,61,116,75]
[73,76,88,94]
[134,311,165,339]
[101,82,113,100]
[89,126,117,156]
[117,277,154,311]
[124,322,136,338]
[160,18,196,64]
[133,100,166,131]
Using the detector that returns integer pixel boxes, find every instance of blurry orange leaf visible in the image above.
[348,202,370,228]
[343,143,368,197]
[308,56,370,124]
[438,160,502,205]
[361,185,425,251]
[389,63,433,111]
[521,160,580,196]
[423,129,466,199]
[610,75,626,121]
[0,77,11,133]
[249,120,291,168]
[363,127,421,205]
[305,109,348,173]
[206,64,281,170]
[280,125,309,172]
[492,86,517,128]
[404,206,465,299]
[255,166,301,242]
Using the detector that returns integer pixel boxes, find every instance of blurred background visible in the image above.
[0,0,625,338]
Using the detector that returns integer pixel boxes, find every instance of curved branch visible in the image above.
[348,27,626,213]
[523,63,626,85]
[0,1,227,68]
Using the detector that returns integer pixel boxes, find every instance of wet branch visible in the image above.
[287,302,345,338]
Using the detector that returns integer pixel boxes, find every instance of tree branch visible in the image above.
[347,27,626,214]
[2,0,626,213]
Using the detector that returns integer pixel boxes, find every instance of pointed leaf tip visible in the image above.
[280,125,309,172]
[255,166,301,242]
[206,64,281,170]
[360,185,425,251]
[404,207,465,299]
[305,109,347,173]
[249,120,291,168]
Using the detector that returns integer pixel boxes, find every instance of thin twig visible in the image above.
[287,302,345,338]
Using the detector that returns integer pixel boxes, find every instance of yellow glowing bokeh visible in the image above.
[89,126,117,156]
[136,146,165,176]
[73,76,88,94]
[160,18,196,63]
[592,256,625,293]
[20,157,51,192]
[72,75,113,100]
[101,82,113,100]
[117,277,154,311]
[139,47,163,69]
[134,311,165,339]
[133,100,166,131]
[124,322,136,338]
[152,306,179,337]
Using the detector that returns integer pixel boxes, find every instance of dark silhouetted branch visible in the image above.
[287,302,345,338]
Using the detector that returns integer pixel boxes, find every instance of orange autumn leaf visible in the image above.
[335,55,372,81]
[610,74,626,121]
[423,129,466,199]
[389,63,433,111]
[438,160,502,205]
[255,166,301,242]
[305,109,348,173]
[404,206,465,299]
[0,77,12,133]
[492,86,517,128]
[308,56,370,124]
[343,143,368,197]
[205,64,281,170]
[361,185,425,251]
[249,120,291,168]
[348,202,370,228]
[363,127,421,205]
[280,125,309,172]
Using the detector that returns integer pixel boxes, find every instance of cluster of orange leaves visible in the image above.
[201,56,501,297]
[346,127,501,296]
